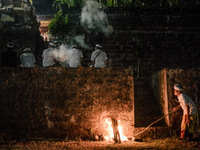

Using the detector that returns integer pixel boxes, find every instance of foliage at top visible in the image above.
[53,0,85,10]
[52,0,200,9]
[48,10,72,42]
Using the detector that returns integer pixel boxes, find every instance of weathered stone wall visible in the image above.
[66,8,200,76]
[134,78,165,127]
[151,68,200,132]
[0,67,134,140]
[107,8,200,75]
[151,69,169,126]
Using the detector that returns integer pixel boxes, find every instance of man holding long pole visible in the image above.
[173,84,198,141]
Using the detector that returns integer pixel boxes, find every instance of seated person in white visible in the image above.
[67,45,83,67]
[20,48,36,67]
[42,42,56,67]
[91,44,108,68]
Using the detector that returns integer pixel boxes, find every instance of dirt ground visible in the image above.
[0,138,199,150]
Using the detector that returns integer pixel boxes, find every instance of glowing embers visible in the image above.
[104,118,128,143]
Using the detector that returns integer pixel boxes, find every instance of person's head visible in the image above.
[24,48,31,53]
[49,42,56,48]
[53,40,61,48]
[95,44,102,50]
[174,84,183,96]
[7,42,14,50]
[72,45,78,49]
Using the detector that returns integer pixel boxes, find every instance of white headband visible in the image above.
[24,48,31,52]
[174,84,183,91]
[96,44,102,48]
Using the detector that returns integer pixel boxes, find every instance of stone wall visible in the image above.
[151,69,169,126]
[66,7,200,76]
[2,67,200,140]
[0,67,134,140]
[134,77,165,127]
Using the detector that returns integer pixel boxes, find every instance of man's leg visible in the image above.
[180,115,186,139]
[187,114,197,141]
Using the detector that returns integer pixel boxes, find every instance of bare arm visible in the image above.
[172,104,181,112]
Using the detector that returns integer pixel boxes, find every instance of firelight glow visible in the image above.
[104,119,128,142]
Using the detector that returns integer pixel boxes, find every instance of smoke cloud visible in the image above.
[50,0,113,66]
[50,44,72,66]
[80,0,113,37]
[74,35,90,49]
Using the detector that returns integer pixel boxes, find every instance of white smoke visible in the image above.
[49,0,114,66]
[80,0,113,37]
[74,35,91,49]
[51,44,72,66]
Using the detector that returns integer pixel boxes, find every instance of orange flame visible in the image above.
[104,119,128,142]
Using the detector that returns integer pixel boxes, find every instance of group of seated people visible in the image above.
[1,42,108,68]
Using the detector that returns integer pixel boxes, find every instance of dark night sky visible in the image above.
[32,0,57,15]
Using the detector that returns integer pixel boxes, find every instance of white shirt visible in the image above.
[20,52,36,67]
[177,93,198,115]
[42,48,55,67]
[68,48,83,67]
[91,49,108,68]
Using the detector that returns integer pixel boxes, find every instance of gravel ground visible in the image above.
[0,138,200,150]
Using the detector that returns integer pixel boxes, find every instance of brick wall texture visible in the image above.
[0,67,134,140]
